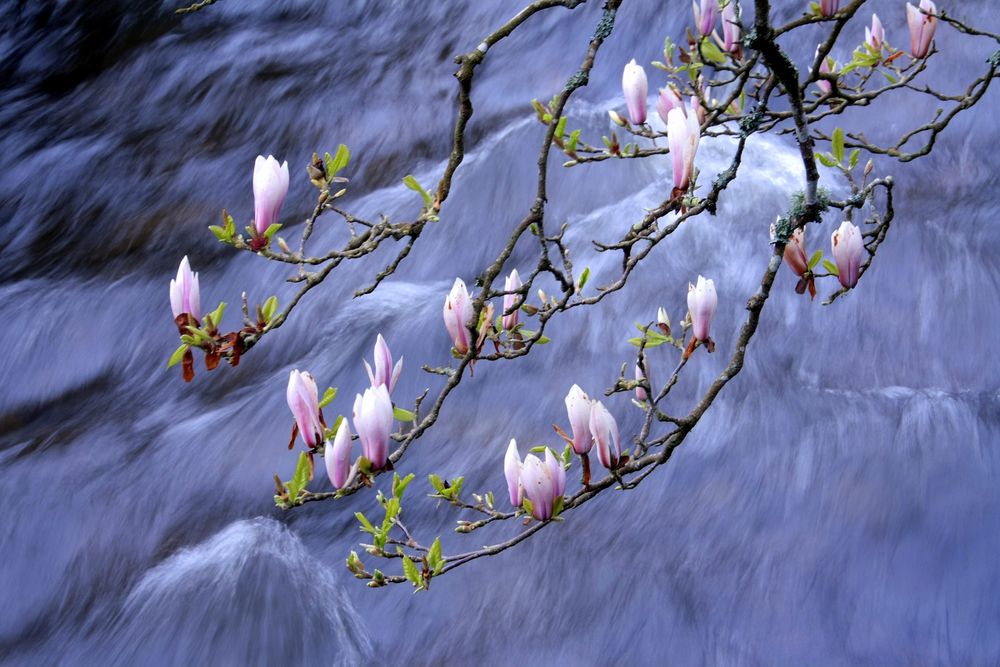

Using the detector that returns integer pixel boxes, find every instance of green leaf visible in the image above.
[356,512,375,534]
[206,302,226,330]
[529,445,547,453]
[393,472,415,500]
[323,415,343,442]
[566,129,581,153]
[402,175,433,207]
[552,495,565,518]
[554,116,567,140]
[848,148,861,170]
[700,39,727,65]
[318,387,337,409]
[518,329,551,344]
[428,474,446,494]
[428,537,445,575]
[530,99,547,120]
[382,497,401,529]
[285,452,311,504]
[261,296,279,324]
[808,250,823,270]
[208,225,230,242]
[325,144,350,177]
[402,555,422,589]
[263,223,282,240]
[522,497,533,517]
[577,267,590,291]
[832,128,845,164]
[393,406,415,422]
[167,344,189,368]
[816,152,839,168]
[822,259,840,275]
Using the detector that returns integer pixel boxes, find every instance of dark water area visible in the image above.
[1,0,999,664]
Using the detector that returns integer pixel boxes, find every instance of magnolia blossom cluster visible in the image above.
[504,441,566,521]
[167,155,289,327]
[502,384,627,521]
[816,1,938,95]
[816,0,937,57]
[442,268,525,355]
[287,334,403,490]
[776,220,864,291]
[619,3,746,196]
[621,62,702,193]
[691,0,741,50]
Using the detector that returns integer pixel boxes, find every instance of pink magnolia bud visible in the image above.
[520,453,562,521]
[443,277,474,354]
[634,356,650,402]
[784,227,809,277]
[363,333,403,395]
[352,385,393,470]
[907,0,937,59]
[326,419,352,489]
[503,269,522,330]
[287,369,323,449]
[866,13,885,51]
[589,400,621,470]
[690,95,706,125]
[693,0,717,37]
[253,155,289,235]
[668,107,701,193]
[169,255,201,321]
[656,87,685,125]
[565,384,593,455]
[831,221,864,288]
[545,447,566,498]
[504,439,523,507]
[687,275,717,342]
[722,1,741,53]
[621,59,648,125]
[819,0,839,16]
[815,46,834,94]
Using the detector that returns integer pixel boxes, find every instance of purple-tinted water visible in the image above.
[1,1,998,664]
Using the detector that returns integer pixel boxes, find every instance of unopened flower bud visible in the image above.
[687,275,717,342]
[253,155,289,236]
[287,369,323,449]
[353,385,393,470]
[693,0,717,37]
[503,269,522,330]
[443,278,474,354]
[169,255,201,322]
[326,419,352,489]
[589,400,621,470]
[907,0,937,59]
[504,439,523,507]
[565,384,593,455]
[364,333,403,395]
[621,59,648,125]
[831,220,864,288]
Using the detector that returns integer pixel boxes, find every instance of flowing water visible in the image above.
[1,1,999,664]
